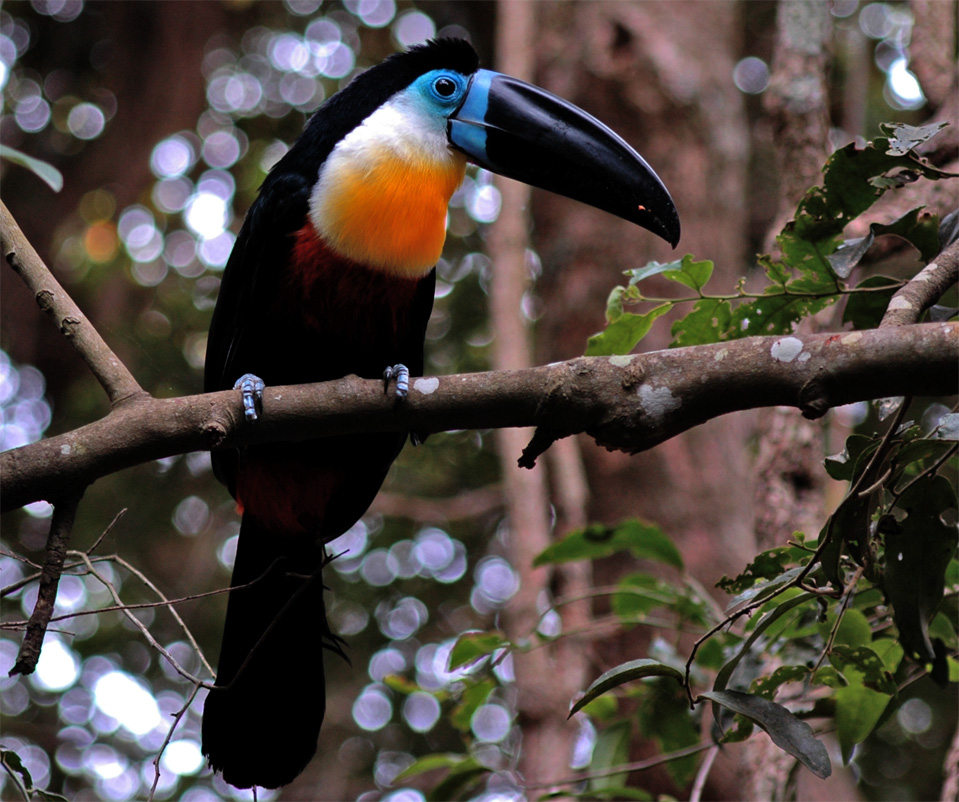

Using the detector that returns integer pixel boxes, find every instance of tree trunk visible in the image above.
[530,2,753,796]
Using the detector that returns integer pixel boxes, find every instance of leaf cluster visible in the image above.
[587,123,955,356]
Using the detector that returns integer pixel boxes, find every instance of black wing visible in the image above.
[204,171,312,395]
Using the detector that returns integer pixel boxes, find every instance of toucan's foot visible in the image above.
[234,373,265,421]
[383,364,409,400]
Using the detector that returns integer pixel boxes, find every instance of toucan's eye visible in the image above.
[433,77,457,98]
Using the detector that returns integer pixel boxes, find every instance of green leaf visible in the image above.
[830,208,940,277]
[713,594,816,698]
[660,254,715,292]
[882,121,950,156]
[928,608,958,650]
[450,679,494,732]
[1,748,33,797]
[447,631,510,671]
[796,130,952,249]
[636,679,701,786]
[589,722,632,792]
[700,690,832,779]
[824,433,878,482]
[535,519,683,570]
[747,125,956,334]
[611,572,678,621]
[382,674,422,695]
[605,285,626,322]
[829,644,900,696]
[576,692,619,720]
[585,303,671,356]
[717,544,808,594]
[730,290,837,339]
[669,297,733,347]
[570,659,684,718]
[871,207,942,263]
[834,667,892,763]
[624,258,686,283]
[395,753,480,782]
[813,666,846,688]
[427,764,488,802]
[695,637,727,670]
[826,608,873,650]
[0,145,63,192]
[751,665,812,699]
[884,476,959,661]
[725,565,807,611]
[827,232,874,278]
[842,275,902,330]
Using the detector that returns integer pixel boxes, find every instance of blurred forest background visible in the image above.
[1,1,956,800]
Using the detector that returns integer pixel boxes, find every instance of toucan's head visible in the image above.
[288,39,679,273]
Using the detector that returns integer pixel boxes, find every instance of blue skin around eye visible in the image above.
[409,70,469,117]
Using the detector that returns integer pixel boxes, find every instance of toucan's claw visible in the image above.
[383,364,410,400]
[234,373,265,421]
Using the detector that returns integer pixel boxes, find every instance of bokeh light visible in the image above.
[347,0,396,29]
[160,739,205,776]
[151,135,197,179]
[393,10,435,47]
[66,101,105,139]
[32,636,81,691]
[93,671,162,736]
[470,702,512,743]
[353,684,393,731]
[733,56,769,94]
[0,351,52,451]
[402,692,440,733]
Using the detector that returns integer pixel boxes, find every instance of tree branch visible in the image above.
[0,200,144,406]
[881,241,959,327]
[2,322,955,513]
[8,491,82,676]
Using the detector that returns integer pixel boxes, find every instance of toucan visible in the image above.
[201,37,679,790]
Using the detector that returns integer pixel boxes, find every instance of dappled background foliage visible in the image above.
[1,2,955,801]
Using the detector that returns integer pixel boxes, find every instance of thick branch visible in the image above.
[0,200,144,406]
[881,241,959,327]
[2,322,955,513]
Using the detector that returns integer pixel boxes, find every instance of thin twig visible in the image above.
[149,683,201,802]
[87,508,128,555]
[810,565,864,676]
[109,553,215,679]
[76,552,214,688]
[892,442,958,501]
[8,492,82,676]
[5,577,243,624]
[689,744,720,802]
[521,741,715,789]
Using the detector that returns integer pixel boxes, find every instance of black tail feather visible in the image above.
[201,515,343,789]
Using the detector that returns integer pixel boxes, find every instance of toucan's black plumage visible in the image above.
[202,38,679,790]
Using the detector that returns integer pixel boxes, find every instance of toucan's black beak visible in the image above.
[448,69,680,247]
